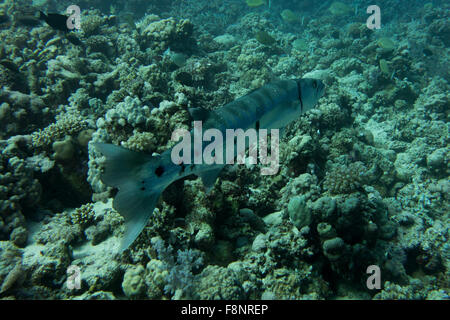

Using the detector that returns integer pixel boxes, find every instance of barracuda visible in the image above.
[94,78,325,251]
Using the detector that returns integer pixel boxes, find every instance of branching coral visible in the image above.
[151,237,203,298]
[70,203,96,227]
[31,113,88,147]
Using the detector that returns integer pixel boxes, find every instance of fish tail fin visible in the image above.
[93,143,166,252]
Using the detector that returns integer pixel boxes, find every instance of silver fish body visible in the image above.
[94,78,325,251]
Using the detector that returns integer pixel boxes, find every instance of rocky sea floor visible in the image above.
[0,0,448,299]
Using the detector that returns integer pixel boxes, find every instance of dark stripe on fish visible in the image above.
[219,106,241,128]
[257,87,276,112]
[249,91,269,119]
[296,80,303,112]
[236,99,257,126]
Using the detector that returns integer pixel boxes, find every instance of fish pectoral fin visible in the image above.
[197,166,224,193]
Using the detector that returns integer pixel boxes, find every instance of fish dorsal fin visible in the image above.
[188,107,211,122]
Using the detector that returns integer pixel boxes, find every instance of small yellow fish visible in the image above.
[246,0,266,8]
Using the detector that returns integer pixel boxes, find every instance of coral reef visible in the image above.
[0,0,448,301]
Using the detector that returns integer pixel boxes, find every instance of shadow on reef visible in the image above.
[37,165,92,211]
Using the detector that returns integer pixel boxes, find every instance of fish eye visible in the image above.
[312,80,317,89]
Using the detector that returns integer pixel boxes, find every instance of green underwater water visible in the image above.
[0,0,448,300]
